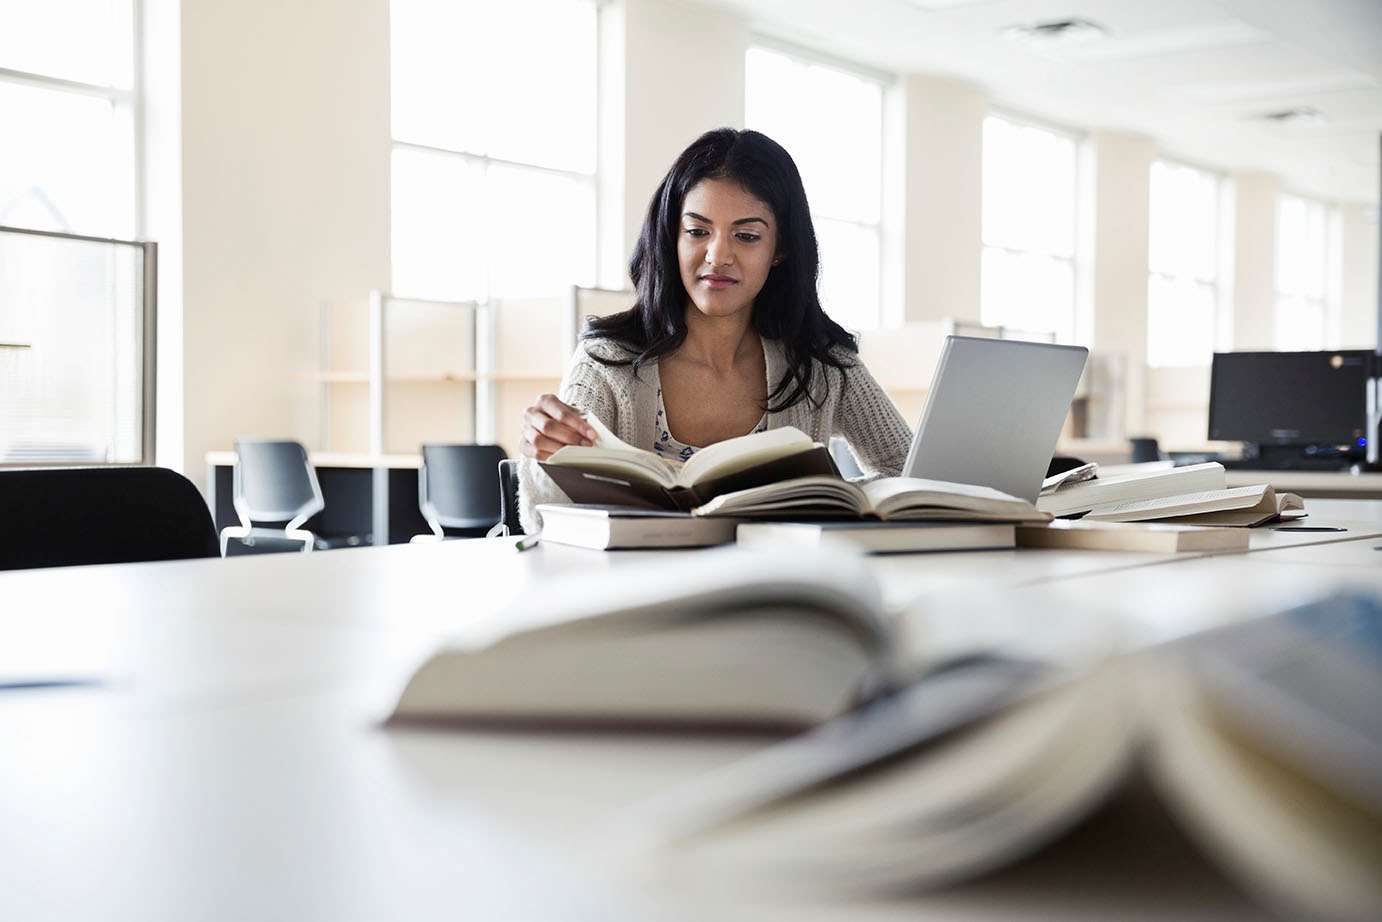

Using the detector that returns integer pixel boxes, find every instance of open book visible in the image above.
[540,417,837,512]
[1037,461,1227,517]
[1085,483,1306,527]
[692,476,1050,523]
[615,591,1382,921]
[390,550,899,730]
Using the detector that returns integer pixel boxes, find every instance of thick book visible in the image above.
[1016,519,1250,553]
[1084,483,1306,527]
[537,503,738,550]
[1036,461,1226,517]
[692,476,1050,523]
[540,420,837,512]
[736,520,1016,554]
[617,592,1382,922]
[390,550,899,730]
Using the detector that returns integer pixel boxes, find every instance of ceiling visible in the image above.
[695,0,1382,205]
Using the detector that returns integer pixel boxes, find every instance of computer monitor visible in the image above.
[1208,350,1374,464]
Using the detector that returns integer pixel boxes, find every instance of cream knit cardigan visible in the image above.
[516,336,914,532]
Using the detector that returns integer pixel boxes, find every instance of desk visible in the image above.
[206,450,429,546]
[3,508,1382,920]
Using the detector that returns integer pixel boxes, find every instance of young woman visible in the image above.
[516,127,912,531]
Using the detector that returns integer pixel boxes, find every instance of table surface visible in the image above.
[4,504,1382,921]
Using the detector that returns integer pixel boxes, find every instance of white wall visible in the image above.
[1230,171,1280,351]
[1338,202,1380,349]
[177,0,391,485]
[898,74,984,324]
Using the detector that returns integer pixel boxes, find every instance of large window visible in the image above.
[746,44,886,331]
[1147,160,1222,367]
[0,0,137,238]
[390,0,598,301]
[980,115,1078,341]
[0,1,147,465]
[1274,194,1331,351]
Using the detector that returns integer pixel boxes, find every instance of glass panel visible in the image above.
[0,230,143,463]
[982,116,1077,258]
[485,164,596,298]
[0,0,134,88]
[1275,195,1327,299]
[0,81,133,238]
[391,0,597,174]
[391,147,488,301]
[1147,275,1216,368]
[1149,161,1218,282]
[1275,295,1326,351]
[815,218,881,331]
[746,47,883,225]
[980,247,1075,342]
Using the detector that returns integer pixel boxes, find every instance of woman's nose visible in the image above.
[705,233,733,268]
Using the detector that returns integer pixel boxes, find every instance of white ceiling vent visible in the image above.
[1253,107,1329,127]
[1000,18,1109,47]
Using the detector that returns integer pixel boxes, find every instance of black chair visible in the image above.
[0,466,219,571]
[415,444,508,540]
[493,458,524,537]
[1129,437,1162,464]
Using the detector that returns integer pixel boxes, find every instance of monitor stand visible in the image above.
[1225,443,1365,472]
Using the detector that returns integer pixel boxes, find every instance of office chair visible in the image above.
[487,458,524,537]
[0,466,219,571]
[220,439,324,556]
[413,443,507,541]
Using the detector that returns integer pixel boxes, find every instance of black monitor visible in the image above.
[1208,350,1374,467]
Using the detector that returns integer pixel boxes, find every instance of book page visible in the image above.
[544,411,681,487]
[677,426,816,488]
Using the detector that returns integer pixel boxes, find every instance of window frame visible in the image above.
[388,0,601,303]
[745,37,891,330]
[1145,156,1225,368]
[979,109,1083,342]
[1273,191,1334,351]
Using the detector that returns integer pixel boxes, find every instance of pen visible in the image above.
[515,534,541,552]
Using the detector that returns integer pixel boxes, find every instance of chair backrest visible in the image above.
[497,458,523,536]
[418,443,508,534]
[233,439,324,529]
[0,467,219,571]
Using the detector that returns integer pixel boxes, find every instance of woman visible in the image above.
[517,127,912,532]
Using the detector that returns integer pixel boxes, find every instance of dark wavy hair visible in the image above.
[584,127,857,412]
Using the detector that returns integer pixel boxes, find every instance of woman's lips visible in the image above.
[700,275,738,289]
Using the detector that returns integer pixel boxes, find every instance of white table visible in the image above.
[3,508,1381,921]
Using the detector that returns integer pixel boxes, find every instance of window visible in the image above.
[390,0,598,301]
[980,115,1078,342]
[0,1,148,465]
[1274,194,1330,351]
[746,45,885,331]
[1147,160,1222,367]
[0,0,137,238]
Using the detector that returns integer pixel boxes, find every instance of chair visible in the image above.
[0,466,219,571]
[1129,437,1162,464]
[414,443,508,540]
[488,458,524,537]
[220,439,324,556]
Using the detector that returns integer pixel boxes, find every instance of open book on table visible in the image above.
[1085,483,1306,527]
[692,476,1050,523]
[614,591,1382,922]
[540,417,837,512]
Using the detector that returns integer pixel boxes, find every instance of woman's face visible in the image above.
[677,178,780,321]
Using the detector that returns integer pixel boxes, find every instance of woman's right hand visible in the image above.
[521,394,598,460]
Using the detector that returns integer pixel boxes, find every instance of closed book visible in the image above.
[1016,519,1250,553]
[737,521,1016,554]
[537,504,738,550]
[1037,462,1226,517]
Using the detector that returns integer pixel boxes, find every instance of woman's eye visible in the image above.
[736,233,761,243]
[683,227,709,237]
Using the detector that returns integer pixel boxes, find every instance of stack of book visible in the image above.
[537,425,1047,553]
[1037,461,1305,527]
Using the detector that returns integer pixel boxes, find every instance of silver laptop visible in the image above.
[902,336,1088,503]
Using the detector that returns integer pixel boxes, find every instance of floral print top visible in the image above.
[652,386,769,463]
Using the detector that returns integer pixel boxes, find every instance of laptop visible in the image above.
[902,336,1088,503]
